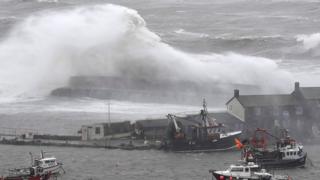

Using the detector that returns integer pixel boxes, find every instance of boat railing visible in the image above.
[7,167,31,176]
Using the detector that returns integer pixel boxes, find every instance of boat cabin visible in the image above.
[227,163,262,177]
[277,136,304,160]
[280,144,304,160]
[34,157,58,168]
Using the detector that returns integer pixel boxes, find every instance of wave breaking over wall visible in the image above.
[0,4,294,101]
[296,33,320,50]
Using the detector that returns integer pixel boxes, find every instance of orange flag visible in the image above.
[234,138,244,149]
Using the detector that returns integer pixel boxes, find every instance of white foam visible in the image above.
[45,99,201,116]
[0,4,294,102]
[37,0,59,3]
[296,33,320,50]
[174,29,209,38]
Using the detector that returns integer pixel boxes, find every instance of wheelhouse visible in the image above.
[35,157,58,168]
[228,163,261,175]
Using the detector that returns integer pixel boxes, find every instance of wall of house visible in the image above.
[103,122,132,135]
[81,124,105,140]
[227,98,245,122]
[81,126,89,140]
[91,124,104,140]
[143,127,166,140]
[243,105,308,138]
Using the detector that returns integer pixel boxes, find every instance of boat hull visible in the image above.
[212,172,272,180]
[257,152,307,169]
[42,164,61,175]
[164,132,241,152]
[0,174,51,180]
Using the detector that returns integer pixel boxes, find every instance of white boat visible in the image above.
[209,162,291,180]
[1,151,64,180]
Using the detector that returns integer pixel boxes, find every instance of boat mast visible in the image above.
[201,98,208,127]
[108,100,111,128]
[41,150,44,159]
[106,100,112,147]
[201,98,209,138]
[29,152,33,166]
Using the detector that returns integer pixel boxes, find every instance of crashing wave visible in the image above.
[174,29,209,38]
[296,33,320,50]
[0,4,293,101]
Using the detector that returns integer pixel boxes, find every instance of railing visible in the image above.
[0,127,39,137]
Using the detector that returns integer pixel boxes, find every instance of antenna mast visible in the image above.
[201,98,208,127]
[108,100,111,127]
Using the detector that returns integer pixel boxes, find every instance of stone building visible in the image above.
[226,82,320,138]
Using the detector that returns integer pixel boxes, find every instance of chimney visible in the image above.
[294,82,300,92]
[234,89,239,98]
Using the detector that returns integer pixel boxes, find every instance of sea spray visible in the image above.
[296,33,320,51]
[0,4,293,101]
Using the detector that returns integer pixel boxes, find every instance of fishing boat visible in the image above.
[0,151,64,180]
[209,162,291,180]
[162,99,242,152]
[239,129,307,169]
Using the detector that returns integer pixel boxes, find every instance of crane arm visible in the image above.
[167,114,181,133]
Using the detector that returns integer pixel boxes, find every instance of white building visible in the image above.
[80,121,131,141]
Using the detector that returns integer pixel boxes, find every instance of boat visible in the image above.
[162,99,242,152]
[239,128,307,169]
[0,151,64,180]
[209,162,291,180]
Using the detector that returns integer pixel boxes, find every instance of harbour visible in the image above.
[1,0,320,179]
[0,144,319,180]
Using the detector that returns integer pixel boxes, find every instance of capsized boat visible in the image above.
[238,128,307,169]
[162,99,242,152]
[0,151,64,180]
[209,162,292,180]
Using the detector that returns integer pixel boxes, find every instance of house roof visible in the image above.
[178,114,202,126]
[237,94,299,107]
[210,112,244,124]
[135,111,244,130]
[299,87,320,100]
[135,119,168,128]
[175,111,243,126]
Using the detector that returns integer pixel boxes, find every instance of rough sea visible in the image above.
[0,0,320,179]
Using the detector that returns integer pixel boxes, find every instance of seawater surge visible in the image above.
[0,4,294,101]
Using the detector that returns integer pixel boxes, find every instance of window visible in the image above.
[95,127,101,134]
[251,168,259,172]
[34,160,40,166]
[245,168,249,172]
[274,119,281,127]
[231,168,243,172]
[254,107,261,116]
[295,106,303,115]
[273,107,280,116]
[282,110,290,118]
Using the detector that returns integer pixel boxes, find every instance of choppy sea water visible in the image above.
[1,0,320,179]
[0,144,319,180]
[1,0,320,98]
